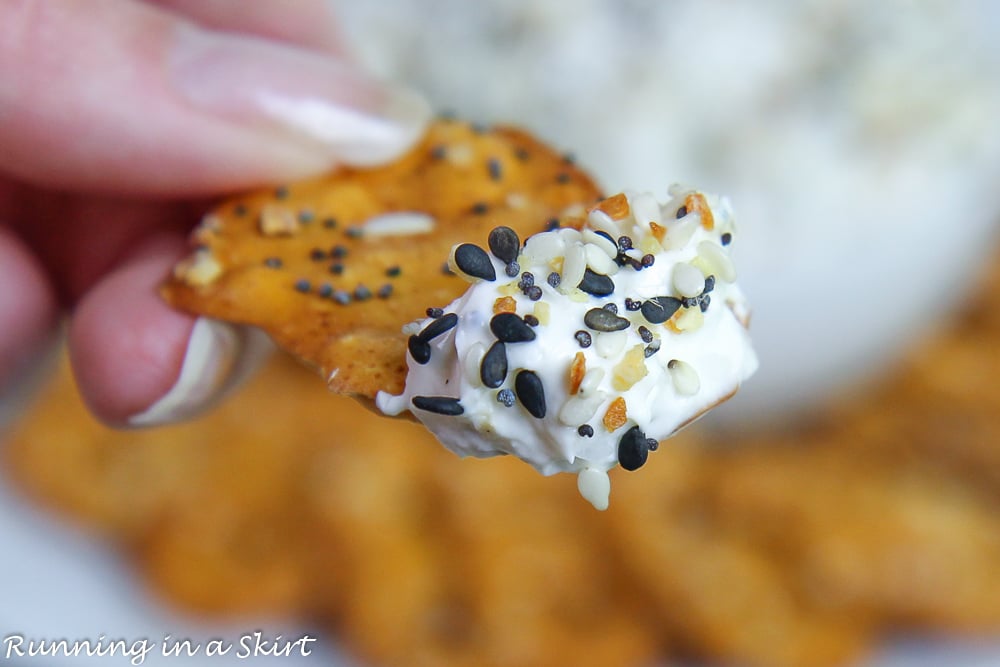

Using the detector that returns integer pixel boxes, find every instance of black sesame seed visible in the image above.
[317,283,333,298]
[584,308,630,332]
[454,243,497,281]
[353,285,372,301]
[514,147,530,161]
[555,172,571,184]
[618,425,650,471]
[293,279,311,293]
[412,395,463,416]
[386,265,402,278]
[419,313,458,341]
[329,263,344,275]
[547,272,561,288]
[426,307,445,319]
[345,226,363,239]
[487,226,520,263]
[323,217,338,229]
[644,344,659,358]
[602,302,619,314]
[490,312,536,343]
[470,202,490,215]
[298,209,315,224]
[487,158,502,181]
[523,314,540,327]
[264,257,282,269]
[703,275,716,293]
[624,297,642,311]
[721,233,732,246]
[617,236,633,251]
[430,145,447,160]
[647,438,660,452]
[578,269,615,296]
[496,388,516,407]
[574,330,593,348]
[641,254,655,268]
[331,245,348,259]
[275,186,289,199]
[577,424,595,438]
[377,284,393,299]
[545,217,560,231]
[700,294,711,312]
[640,296,683,324]
[562,151,576,164]
[526,285,543,301]
[332,290,351,305]
[638,326,653,343]
[234,203,248,216]
[514,370,546,419]
[310,248,327,261]
[408,335,431,364]
[505,261,520,277]
[676,205,688,219]
[682,297,699,309]
[480,341,508,388]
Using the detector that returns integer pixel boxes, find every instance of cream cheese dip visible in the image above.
[376,187,757,510]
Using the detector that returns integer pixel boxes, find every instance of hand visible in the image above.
[0,0,430,426]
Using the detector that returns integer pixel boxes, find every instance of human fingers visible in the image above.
[150,0,347,57]
[0,225,58,397]
[67,232,271,426]
[0,0,430,196]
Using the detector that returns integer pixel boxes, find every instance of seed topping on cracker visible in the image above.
[376,188,757,509]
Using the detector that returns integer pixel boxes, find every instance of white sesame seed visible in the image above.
[558,392,606,426]
[594,330,627,358]
[581,229,618,258]
[557,227,583,244]
[629,192,662,226]
[401,322,422,336]
[668,359,701,396]
[577,368,605,398]
[584,243,619,275]
[673,262,705,298]
[560,242,587,293]
[463,342,486,386]
[586,209,618,237]
[577,467,610,511]
[360,211,435,237]
[662,215,700,250]
[523,232,565,264]
[697,240,737,282]
[447,143,474,166]
[506,192,527,209]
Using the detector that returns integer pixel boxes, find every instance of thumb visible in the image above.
[0,0,430,196]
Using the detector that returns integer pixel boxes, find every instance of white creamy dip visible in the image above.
[377,187,757,509]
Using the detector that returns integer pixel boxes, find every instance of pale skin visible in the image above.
[0,0,428,424]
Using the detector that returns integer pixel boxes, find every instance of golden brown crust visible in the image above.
[162,120,601,400]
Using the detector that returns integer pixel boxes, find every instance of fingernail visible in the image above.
[128,318,272,427]
[168,25,431,167]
